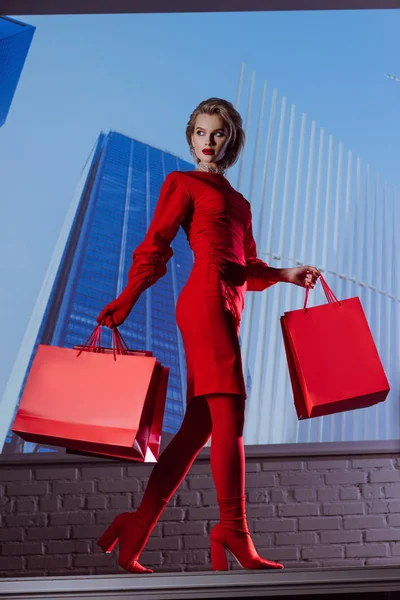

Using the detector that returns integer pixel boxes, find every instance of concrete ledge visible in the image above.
[1,439,399,466]
[1,566,400,599]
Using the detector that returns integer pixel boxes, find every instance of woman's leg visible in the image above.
[206,394,247,531]
[135,394,212,527]
[98,394,213,571]
[205,393,283,569]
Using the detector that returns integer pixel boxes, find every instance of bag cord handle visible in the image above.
[303,274,342,312]
[77,325,130,360]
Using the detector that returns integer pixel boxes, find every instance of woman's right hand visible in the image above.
[96,294,134,329]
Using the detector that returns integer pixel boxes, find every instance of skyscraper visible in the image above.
[233,70,399,445]
[0,16,35,128]
[0,131,194,454]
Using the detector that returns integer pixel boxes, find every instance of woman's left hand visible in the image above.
[284,266,321,289]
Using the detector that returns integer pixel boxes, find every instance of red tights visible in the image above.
[135,393,247,533]
[98,392,283,571]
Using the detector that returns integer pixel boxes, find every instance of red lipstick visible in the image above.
[202,149,215,155]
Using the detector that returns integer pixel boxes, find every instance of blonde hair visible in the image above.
[186,98,245,170]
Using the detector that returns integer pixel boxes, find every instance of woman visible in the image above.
[96,98,321,574]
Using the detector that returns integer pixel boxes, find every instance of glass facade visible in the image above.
[0,16,35,128]
[1,132,194,454]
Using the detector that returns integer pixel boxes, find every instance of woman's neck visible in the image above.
[195,161,225,175]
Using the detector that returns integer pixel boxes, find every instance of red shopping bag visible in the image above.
[280,276,390,419]
[11,326,169,462]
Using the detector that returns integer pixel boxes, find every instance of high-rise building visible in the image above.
[233,69,399,445]
[0,16,35,128]
[0,132,194,454]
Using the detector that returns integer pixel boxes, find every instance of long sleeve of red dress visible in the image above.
[244,218,277,292]
[121,172,192,308]
[110,169,279,403]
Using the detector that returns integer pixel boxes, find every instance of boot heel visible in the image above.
[211,539,229,571]
[97,520,118,553]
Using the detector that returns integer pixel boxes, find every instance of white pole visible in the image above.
[391,187,399,439]
[295,120,316,443]
[235,62,245,110]
[303,126,324,444]
[382,181,391,439]
[240,80,267,385]
[249,80,267,202]
[255,97,286,444]
[362,165,372,441]
[328,141,343,442]
[350,157,362,440]
[227,62,245,186]
[267,103,296,443]
[237,71,255,192]
[243,89,278,441]
[339,150,352,442]
[279,112,306,443]
[373,173,381,440]
[316,134,333,443]
[253,96,287,444]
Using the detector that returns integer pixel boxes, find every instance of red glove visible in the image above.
[96,291,135,329]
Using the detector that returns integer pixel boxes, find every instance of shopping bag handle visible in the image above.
[112,327,130,355]
[76,325,130,361]
[303,274,342,312]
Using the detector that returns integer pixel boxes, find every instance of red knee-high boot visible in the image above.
[97,396,212,573]
[206,394,284,571]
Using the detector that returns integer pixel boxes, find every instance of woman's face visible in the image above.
[191,113,230,166]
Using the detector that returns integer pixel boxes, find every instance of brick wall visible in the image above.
[1,445,400,577]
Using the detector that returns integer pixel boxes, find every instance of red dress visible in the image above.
[125,170,277,404]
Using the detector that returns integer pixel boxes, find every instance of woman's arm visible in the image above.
[97,172,192,327]
[244,213,321,292]
[244,218,289,291]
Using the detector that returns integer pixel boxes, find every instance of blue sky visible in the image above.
[0,9,399,403]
